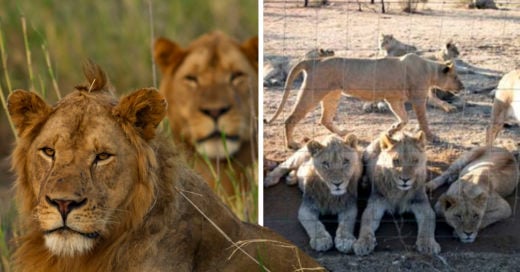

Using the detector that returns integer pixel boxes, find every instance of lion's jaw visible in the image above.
[195,137,241,159]
[44,230,96,257]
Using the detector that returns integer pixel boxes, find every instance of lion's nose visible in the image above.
[46,196,87,221]
[463,231,473,237]
[400,177,410,184]
[200,106,231,120]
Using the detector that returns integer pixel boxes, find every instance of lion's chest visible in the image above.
[303,179,354,215]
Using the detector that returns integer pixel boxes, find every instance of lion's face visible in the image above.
[379,34,396,50]
[307,135,360,196]
[154,31,258,159]
[8,65,166,257]
[441,42,460,61]
[378,132,427,191]
[435,61,464,93]
[439,190,488,243]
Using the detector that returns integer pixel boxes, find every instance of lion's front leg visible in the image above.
[480,193,512,229]
[353,197,387,256]
[298,199,333,252]
[410,197,441,255]
[385,99,408,135]
[411,101,436,141]
[320,90,348,136]
[335,203,357,253]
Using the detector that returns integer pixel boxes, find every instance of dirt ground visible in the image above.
[263,1,520,271]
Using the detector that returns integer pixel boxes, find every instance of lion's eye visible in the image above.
[473,214,479,219]
[95,152,112,162]
[455,214,462,220]
[184,75,198,84]
[230,71,245,83]
[343,159,350,165]
[322,161,329,169]
[392,158,399,165]
[40,147,55,158]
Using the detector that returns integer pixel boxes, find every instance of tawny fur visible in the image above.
[264,53,464,149]
[426,146,519,243]
[353,131,440,256]
[265,134,362,253]
[486,69,520,145]
[378,34,418,57]
[153,31,258,197]
[7,62,324,272]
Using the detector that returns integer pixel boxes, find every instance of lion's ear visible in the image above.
[414,130,426,149]
[441,62,454,73]
[8,89,52,137]
[473,192,488,208]
[240,36,258,70]
[439,195,457,211]
[344,134,358,148]
[380,133,396,151]
[113,88,167,141]
[153,37,186,74]
[307,141,323,156]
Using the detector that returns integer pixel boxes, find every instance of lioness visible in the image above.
[154,31,258,197]
[265,53,464,149]
[426,147,519,243]
[353,131,440,256]
[486,69,520,145]
[379,34,418,57]
[265,134,362,253]
[370,40,461,113]
[7,62,324,271]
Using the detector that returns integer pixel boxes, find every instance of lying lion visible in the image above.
[7,62,323,271]
[353,131,440,256]
[154,31,258,198]
[486,69,520,145]
[378,34,418,57]
[265,134,362,253]
[426,147,519,243]
[265,53,464,149]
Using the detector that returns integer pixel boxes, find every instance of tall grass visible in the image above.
[0,1,258,270]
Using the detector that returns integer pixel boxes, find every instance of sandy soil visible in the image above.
[263,1,520,270]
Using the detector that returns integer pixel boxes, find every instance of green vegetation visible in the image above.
[0,1,258,270]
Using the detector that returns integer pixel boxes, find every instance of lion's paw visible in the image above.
[309,232,333,252]
[443,104,458,113]
[263,175,280,187]
[416,238,441,255]
[335,235,356,253]
[352,234,376,256]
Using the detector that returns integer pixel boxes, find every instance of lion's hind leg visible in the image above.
[486,98,509,146]
[385,99,409,136]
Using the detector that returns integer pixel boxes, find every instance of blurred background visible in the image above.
[0,1,257,270]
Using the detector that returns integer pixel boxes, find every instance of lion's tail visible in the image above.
[264,60,311,124]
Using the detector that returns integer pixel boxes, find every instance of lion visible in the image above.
[352,131,440,256]
[378,34,418,57]
[264,53,464,149]
[264,48,334,87]
[153,31,258,197]
[369,40,461,113]
[265,134,362,253]
[485,69,520,145]
[426,147,519,243]
[7,62,324,271]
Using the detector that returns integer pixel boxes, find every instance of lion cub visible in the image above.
[265,134,362,253]
[426,147,519,243]
[486,70,520,145]
[379,34,418,57]
[353,131,440,256]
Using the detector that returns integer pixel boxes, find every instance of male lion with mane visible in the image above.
[265,134,362,253]
[353,131,440,256]
[7,62,323,271]
[153,31,258,197]
[265,53,464,149]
